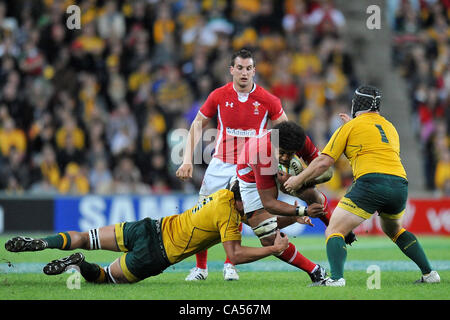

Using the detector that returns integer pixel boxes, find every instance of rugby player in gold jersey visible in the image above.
[5,182,314,284]
[284,85,440,286]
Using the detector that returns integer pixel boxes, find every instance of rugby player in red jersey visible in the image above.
[176,49,288,281]
[236,120,335,284]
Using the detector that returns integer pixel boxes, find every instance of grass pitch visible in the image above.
[0,234,449,301]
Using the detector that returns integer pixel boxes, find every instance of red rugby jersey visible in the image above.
[236,131,320,190]
[199,82,284,164]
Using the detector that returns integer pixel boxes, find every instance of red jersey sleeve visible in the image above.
[296,136,320,164]
[267,93,284,121]
[199,90,218,118]
[250,162,277,189]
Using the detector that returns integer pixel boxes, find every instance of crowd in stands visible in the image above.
[0,0,358,197]
[389,0,449,196]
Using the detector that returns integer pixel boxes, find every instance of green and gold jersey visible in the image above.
[161,189,242,264]
[322,113,407,180]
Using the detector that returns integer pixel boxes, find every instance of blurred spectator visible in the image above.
[107,101,138,156]
[58,162,90,195]
[97,1,126,40]
[38,143,61,189]
[307,0,346,36]
[56,132,86,171]
[89,157,113,194]
[0,117,27,158]
[112,156,149,194]
[55,116,85,151]
[156,65,193,120]
[0,146,30,190]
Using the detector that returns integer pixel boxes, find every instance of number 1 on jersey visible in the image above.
[375,124,389,143]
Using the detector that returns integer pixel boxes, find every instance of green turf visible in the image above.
[0,234,449,300]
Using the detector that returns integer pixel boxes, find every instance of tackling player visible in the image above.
[176,49,288,281]
[5,183,314,284]
[284,85,440,286]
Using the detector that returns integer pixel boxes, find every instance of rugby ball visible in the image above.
[278,154,303,176]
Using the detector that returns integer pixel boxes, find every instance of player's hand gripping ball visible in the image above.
[277,155,303,195]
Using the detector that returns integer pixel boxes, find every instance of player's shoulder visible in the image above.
[210,82,233,96]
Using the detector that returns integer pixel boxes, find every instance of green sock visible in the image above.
[394,230,432,274]
[79,261,103,283]
[326,234,347,280]
[42,232,71,250]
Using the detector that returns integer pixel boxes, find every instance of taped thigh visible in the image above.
[252,217,278,239]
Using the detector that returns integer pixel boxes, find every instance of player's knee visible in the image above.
[380,218,402,239]
[252,217,278,246]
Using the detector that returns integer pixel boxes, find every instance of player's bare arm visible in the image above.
[284,154,335,193]
[276,215,314,229]
[258,185,324,217]
[222,230,288,265]
[176,112,210,180]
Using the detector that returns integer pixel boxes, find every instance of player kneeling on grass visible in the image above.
[4,183,313,284]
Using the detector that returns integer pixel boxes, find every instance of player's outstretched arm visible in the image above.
[222,230,288,265]
[258,186,316,217]
[284,154,335,193]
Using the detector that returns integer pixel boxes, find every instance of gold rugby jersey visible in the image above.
[161,189,242,264]
[322,113,407,180]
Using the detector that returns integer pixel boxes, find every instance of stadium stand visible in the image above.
[0,0,385,197]
[388,0,449,196]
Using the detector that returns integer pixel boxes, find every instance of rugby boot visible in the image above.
[414,271,440,284]
[319,277,346,287]
[5,236,47,252]
[43,252,85,275]
[308,264,327,286]
[223,263,239,281]
[185,267,208,281]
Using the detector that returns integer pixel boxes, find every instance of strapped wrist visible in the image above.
[295,206,307,217]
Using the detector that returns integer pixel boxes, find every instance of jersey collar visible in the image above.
[233,83,256,102]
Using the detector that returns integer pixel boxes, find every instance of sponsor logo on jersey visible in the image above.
[226,127,257,137]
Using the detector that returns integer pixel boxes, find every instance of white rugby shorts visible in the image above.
[237,177,264,214]
[199,157,237,197]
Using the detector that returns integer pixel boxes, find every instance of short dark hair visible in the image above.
[230,180,241,202]
[272,121,306,152]
[230,49,254,67]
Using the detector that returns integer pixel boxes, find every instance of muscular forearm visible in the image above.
[300,160,329,185]
[264,199,297,216]
[183,118,206,164]
[303,167,334,188]
[288,155,334,191]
